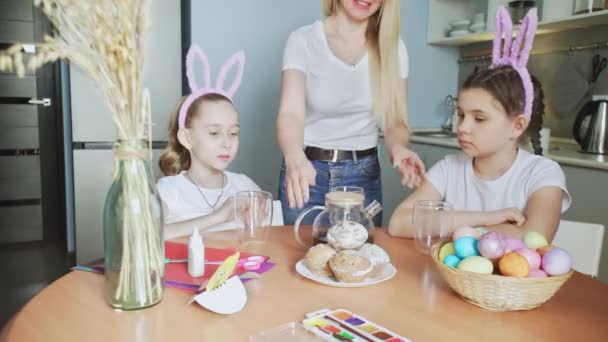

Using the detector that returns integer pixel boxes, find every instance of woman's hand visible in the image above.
[485,208,526,227]
[390,144,425,188]
[285,152,316,208]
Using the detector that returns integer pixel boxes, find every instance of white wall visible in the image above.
[402,1,460,128]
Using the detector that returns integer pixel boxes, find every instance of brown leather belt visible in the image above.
[304,146,377,162]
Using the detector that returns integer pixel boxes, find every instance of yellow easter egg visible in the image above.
[439,243,456,262]
[523,231,549,249]
[457,256,494,274]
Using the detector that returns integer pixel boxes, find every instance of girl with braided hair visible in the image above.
[388,7,570,242]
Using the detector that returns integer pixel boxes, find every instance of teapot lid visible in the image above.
[325,192,365,206]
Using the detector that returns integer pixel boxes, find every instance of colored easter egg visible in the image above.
[523,231,549,249]
[453,226,481,241]
[515,247,542,270]
[478,232,507,259]
[457,256,494,274]
[454,237,479,259]
[528,269,548,278]
[443,254,461,268]
[542,248,572,276]
[439,243,455,262]
[499,252,530,277]
[504,237,525,253]
[537,244,556,257]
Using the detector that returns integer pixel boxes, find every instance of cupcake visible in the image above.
[326,221,368,250]
[329,250,373,283]
[304,244,337,277]
[357,243,390,266]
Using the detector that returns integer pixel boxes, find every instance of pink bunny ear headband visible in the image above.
[491,7,538,119]
[178,44,246,129]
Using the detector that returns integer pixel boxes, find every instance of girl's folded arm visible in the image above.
[162,198,234,240]
[483,186,564,242]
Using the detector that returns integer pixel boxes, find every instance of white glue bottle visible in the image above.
[188,227,205,277]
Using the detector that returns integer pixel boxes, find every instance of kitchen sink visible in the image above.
[412,130,457,139]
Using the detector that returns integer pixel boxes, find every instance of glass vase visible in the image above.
[103,139,164,310]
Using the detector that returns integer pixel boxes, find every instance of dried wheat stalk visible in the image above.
[0,0,164,309]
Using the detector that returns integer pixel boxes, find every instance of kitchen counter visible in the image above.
[410,131,608,171]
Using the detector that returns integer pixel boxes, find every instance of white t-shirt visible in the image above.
[282,20,409,150]
[157,171,260,224]
[426,149,571,213]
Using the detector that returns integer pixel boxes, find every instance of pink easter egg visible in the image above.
[452,226,481,241]
[528,269,548,278]
[504,237,525,253]
[478,232,507,259]
[515,247,541,269]
[542,248,572,276]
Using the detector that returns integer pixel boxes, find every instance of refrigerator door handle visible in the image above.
[28,98,51,106]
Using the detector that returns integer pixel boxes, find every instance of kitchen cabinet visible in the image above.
[560,164,608,283]
[428,0,608,46]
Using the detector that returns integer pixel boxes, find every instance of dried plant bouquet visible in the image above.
[0,0,164,309]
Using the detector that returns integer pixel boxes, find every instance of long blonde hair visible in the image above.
[322,0,405,128]
[158,93,232,176]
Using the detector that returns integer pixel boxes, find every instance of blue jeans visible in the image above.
[278,155,382,227]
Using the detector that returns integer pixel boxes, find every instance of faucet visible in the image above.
[442,95,458,134]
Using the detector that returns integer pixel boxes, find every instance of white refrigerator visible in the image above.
[71,0,181,263]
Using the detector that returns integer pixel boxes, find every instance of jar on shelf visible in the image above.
[573,0,606,14]
[508,1,539,24]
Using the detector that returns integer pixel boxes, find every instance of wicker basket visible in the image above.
[431,243,573,311]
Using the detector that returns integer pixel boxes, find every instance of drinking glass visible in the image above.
[413,201,453,255]
[235,191,273,248]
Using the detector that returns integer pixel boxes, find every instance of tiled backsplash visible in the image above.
[459,25,608,139]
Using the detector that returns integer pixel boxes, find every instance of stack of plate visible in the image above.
[470,22,486,33]
[447,19,471,37]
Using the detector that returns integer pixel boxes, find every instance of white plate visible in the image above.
[450,19,471,27]
[295,260,396,288]
[448,29,471,37]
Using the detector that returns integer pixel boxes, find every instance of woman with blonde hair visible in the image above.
[277,0,424,225]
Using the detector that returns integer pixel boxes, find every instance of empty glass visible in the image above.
[413,201,454,255]
[235,191,273,248]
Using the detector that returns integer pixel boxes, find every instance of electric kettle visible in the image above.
[573,95,608,154]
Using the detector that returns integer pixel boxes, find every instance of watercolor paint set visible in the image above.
[301,308,411,342]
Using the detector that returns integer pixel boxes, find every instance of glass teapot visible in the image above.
[293,187,382,248]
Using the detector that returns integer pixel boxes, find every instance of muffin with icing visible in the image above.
[326,221,369,251]
[304,243,337,277]
[357,243,390,266]
[329,250,373,283]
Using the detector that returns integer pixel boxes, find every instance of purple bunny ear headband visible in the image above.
[178,44,246,129]
[491,7,538,119]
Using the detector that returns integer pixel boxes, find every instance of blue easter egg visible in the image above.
[443,254,461,268]
[454,237,479,259]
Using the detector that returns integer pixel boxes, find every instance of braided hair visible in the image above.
[462,65,545,155]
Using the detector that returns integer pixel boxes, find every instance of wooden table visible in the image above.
[2,227,607,341]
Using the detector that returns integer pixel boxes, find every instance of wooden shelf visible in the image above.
[429,10,608,46]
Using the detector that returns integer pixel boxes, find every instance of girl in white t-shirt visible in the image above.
[157,46,260,240]
[389,9,570,242]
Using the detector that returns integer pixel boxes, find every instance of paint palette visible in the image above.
[302,309,411,341]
